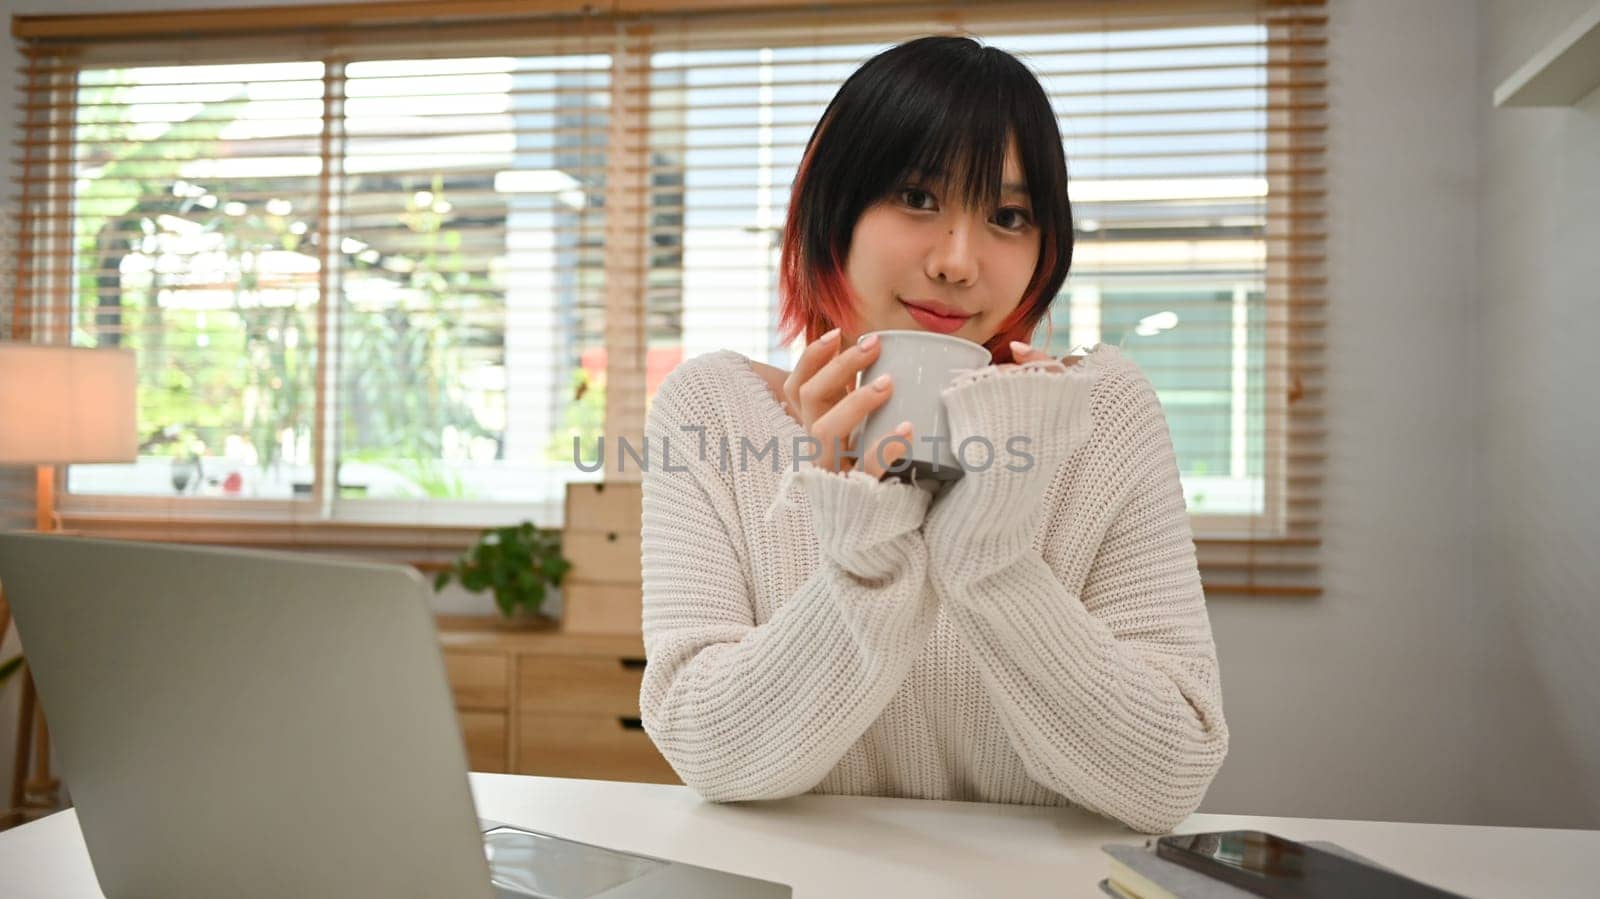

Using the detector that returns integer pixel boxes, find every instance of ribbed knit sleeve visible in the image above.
[922,357,1230,834]
[638,360,938,802]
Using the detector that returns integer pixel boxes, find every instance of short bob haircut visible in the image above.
[777,35,1073,365]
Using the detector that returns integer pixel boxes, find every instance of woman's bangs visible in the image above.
[894,86,1014,212]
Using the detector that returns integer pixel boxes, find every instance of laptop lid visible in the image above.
[0,533,495,899]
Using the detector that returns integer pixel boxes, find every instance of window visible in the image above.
[632,6,1325,593]
[12,0,1324,595]
[64,62,330,502]
[21,33,615,527]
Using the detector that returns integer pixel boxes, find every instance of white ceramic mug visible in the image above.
[851,330,992,482]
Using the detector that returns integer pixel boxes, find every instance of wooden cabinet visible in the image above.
[444,648,511,773]
[561,482,645,634]
[457,711,509,774]
[444,651,509,711]
[437,616,677,784]
[516,715,672,783]
[437,484,666,780]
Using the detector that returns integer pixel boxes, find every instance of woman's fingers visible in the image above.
[860,421,914,480]
[795,332,881,436]
[811,368,894,462]
[803,333,879,410]
[786,329,912,475]
[814,372,915,481]
[1010,340,1084,368]
[1009,340,1054,364]
[783,327,842,413]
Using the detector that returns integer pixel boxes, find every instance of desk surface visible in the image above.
[3,774,1597,898]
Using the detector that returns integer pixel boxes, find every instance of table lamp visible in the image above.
[0,342,137,829]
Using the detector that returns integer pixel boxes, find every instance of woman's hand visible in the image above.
[783,329,914,479]
[1008,341,1084,368]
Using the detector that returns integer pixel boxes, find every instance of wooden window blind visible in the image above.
[0,231,21,534]
[11,0,1324,597]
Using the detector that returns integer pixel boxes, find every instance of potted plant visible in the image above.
[433,521,571,625]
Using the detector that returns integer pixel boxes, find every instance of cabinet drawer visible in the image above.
[458,711,508,774]
[564,482,643,534]
[516,713,677,784]
[517,654,645,717]
[444,650,509,711]
[561,581,642,635]
[563,531,643,584]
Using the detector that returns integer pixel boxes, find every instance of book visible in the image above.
[1100,839,1392,899]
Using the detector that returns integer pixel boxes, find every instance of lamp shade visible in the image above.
[0,343,138,465]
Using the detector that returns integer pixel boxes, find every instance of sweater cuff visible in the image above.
[777,466,931,578]
[939,360,1094,512]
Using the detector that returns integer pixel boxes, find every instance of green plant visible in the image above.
[433,522,571,620]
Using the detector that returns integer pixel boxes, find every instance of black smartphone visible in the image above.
[1155,831,1469,899]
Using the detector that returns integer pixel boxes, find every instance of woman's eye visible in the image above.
[994,207,1033,231]
[900,188,936,210]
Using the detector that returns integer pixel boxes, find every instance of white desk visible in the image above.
[2,774,1596,898]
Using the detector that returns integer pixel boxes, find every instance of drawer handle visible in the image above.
[619,717,644,731]
[619,658,646,671]
[606,531,618,542]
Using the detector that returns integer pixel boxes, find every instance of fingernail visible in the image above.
[895,420,912,435]
[859,333,879,350]
[1010,340,1033,354]
[818,327,840,343]
[872,373,892,391]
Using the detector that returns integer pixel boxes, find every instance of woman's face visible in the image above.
[843,141,1039,346]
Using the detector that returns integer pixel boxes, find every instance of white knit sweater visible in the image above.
[637,344,1228,833]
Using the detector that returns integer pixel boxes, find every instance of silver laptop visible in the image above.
[0,533,788,899]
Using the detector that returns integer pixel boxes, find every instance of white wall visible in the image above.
[1198,0,1599,829]
[3,0,1597,828]
[1474,0,1600,826]
[1201,0,1496,824]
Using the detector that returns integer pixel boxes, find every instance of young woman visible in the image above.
[638,36,1228,834]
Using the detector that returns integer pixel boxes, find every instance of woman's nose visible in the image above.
[926,221,978,285]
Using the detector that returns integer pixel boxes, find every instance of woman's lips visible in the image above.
[900,299,972,334]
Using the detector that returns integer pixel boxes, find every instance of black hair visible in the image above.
[779,34,1074,359]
